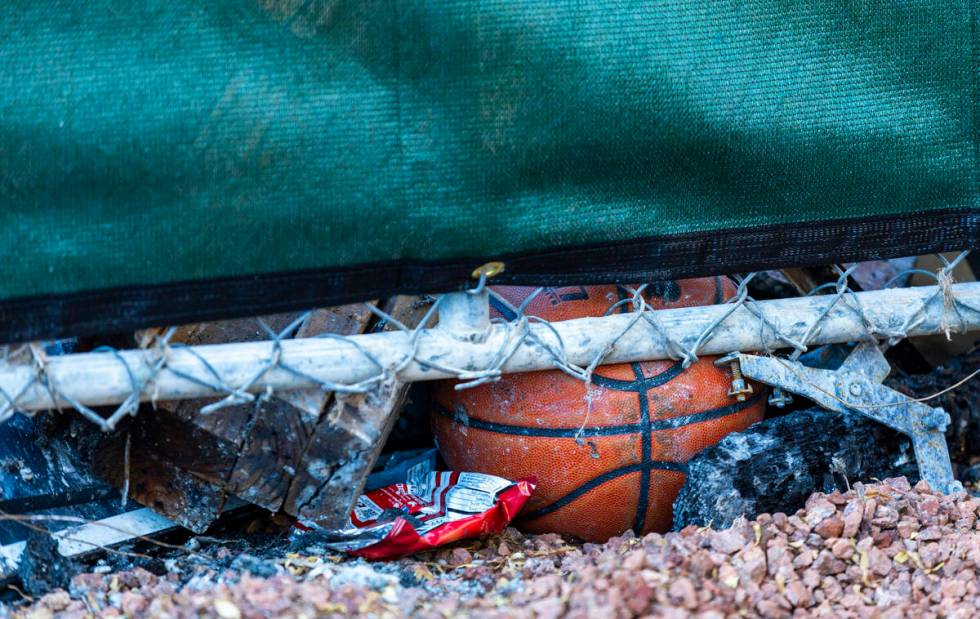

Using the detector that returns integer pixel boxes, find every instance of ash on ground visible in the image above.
[7,478,980,618]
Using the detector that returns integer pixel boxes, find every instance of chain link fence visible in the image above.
[0,252,977,432]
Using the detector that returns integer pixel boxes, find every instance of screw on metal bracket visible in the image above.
[714,352,754,402]
[768,388,793,408]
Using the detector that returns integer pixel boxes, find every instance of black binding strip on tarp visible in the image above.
[0,208,976,344]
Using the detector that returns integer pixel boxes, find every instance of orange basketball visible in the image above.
[431,278,766,542]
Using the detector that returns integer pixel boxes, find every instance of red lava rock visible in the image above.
[872,505,901,528]
[897,519,920,538]
[764,545,787,575]
[862,497,878,522]
[526,597,565,619]
[735,546,767,585]
[38,591,71,611]
[449,547,473,566]
[756,597,790,619]
[830,538,854,559]
[873,528,898,548]
[118,591,147,616]
[709,529,745,555]
[717,563,740,589]
[813,550,847,575]
[805,497,837,525]
[622,549,646,571]
[918,525,943,541]
[785,579,812,608]
[801,568,821,589]
[814,514,845,539]
[667,577,698,609]
[822,576,844,601]
[792,548,815,569]
[956,514,976,530]
[940,578,967,599]
[771,512,789,531]
[868,547,892,577]
[914,480,934,494]
[885,477,912,492]
[918,499,941,522]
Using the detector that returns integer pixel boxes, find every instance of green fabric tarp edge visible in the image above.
[0,208,975,344]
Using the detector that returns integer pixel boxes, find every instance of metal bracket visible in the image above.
[736,343,962,494]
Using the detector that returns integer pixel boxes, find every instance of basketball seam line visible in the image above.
[518,460,687,520]
[589,362,684,391]
[434,392,763,438]
[632,361,653,535]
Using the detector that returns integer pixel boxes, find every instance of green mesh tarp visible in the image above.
[0,1,976,342]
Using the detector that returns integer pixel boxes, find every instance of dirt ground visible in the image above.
[4,477,979,618]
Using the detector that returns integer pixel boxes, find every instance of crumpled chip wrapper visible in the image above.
[308,456,535,560]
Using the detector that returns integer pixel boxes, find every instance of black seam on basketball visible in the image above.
[713,276,724,305]
[589,362,684,391]
[647,393,764,429]
[632,362,653,535]
[435,392,763,438]
[519,460,687,521]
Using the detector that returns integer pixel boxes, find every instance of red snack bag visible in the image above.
[315,460,535,560]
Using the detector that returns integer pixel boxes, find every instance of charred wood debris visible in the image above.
[0,256,978,610]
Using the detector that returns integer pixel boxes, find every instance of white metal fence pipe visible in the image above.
[436,289,491,333]
[0,282,978,414]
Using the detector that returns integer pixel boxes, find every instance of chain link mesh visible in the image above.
[0,251,976,431]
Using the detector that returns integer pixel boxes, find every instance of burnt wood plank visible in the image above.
[62,298,430,530]
[90,430,226,533]
[224,304,375,511]
[87,312,303,530]
[284,295,434,526]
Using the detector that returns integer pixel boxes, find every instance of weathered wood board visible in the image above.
[284,295,434,527]
[81,307,372,531]
[224,305,376,511]
[83,314,297,531]
[67,297,431,532]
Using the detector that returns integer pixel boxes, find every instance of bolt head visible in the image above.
[923,409,950,432]
[848,383,863,397]
[768,390,793,408]
[727,378,753,400]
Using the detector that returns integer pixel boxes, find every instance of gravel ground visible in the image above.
[5,477,980,618]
